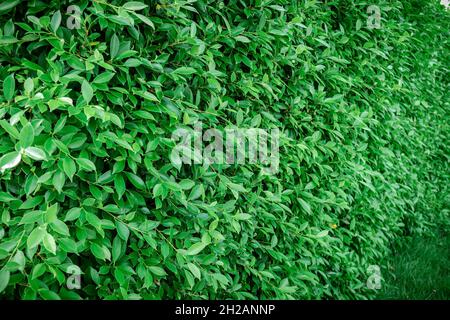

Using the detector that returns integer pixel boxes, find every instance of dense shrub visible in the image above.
[0,0,448,299]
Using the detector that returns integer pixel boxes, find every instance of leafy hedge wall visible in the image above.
[0,0,448,299]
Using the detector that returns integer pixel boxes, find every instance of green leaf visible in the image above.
[43,233,57,254]
[298,198,312,215]
[186,263,201,280]
[93,72,115,84]
[27,226,47,249]
[110,34,120,59]
[173,67,197,75]
[24,147,47,161]
[316,230,329,238]
[235,35,251,43]
[112,236,122,263]
[0,269,10,294]
[85,211,102,230]
[90,243,110,261]
[19,123,34,148]
[52,170,65,194]
[0,191,17,202]
[0,119,19,139]
[0,0,20,12]
[123,2,148,11]
[114,174,126,199]
[233,213,252,221]
[64,207,82,222]
[116,221,130,241]
[81,80,94,104]
[126,172,145,190]
[31,264,46,280]
[188,184,203,201]
[44,204,58,223]
[135,13,154,29]
[76,158,96,172]
[51,10,61,32]
[0,151,21,173]
[20,210,43,224]
[148,266,167,277]
[185,242,207,256]
[62,157,77,181]
[3,74,15,100]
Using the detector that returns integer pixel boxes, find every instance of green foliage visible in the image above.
[378,228,450,300]
[0,0,448,300]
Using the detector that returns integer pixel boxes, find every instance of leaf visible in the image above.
[85,211,102,230]
[233,213,252,221]
[110,34,120,59]
[179,179,195,190]
[188,184,204,201]
[235,35,251,43]
[51,10,61,32]
[112,236,122,263]
[0,269,10,294]
[31,264,47,280]
[50,219,70,236]
[186,263,201,280]
[44,204,58,223]
[52,170,65,194]
[135,13,154,29]
[43,233,57,254]
[24,147,47,161]
[114,174,126,199]
[65,207,82,222]
[90,243,110,261]
[316,230,329,238]
[0,0,20,12]
[0,119,19,139]
[81,80,93,104]
[148,266,167,277]
[76,158,96,172]
[185,242,207,256]
[0,191,17,202]
[173,67,197,75]
[0,151,21,173]
[126,172,145,190]
[20,210,43,224]
[116,221,130,241]
[123,2,148,11]
[19,123,34,148]
[62,157,77,181]
[27,226,46,249]
[93,72,115,84]
[3,73,15,100]
[298,198,312,215]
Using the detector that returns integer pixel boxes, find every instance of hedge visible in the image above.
[0,0,448,299]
